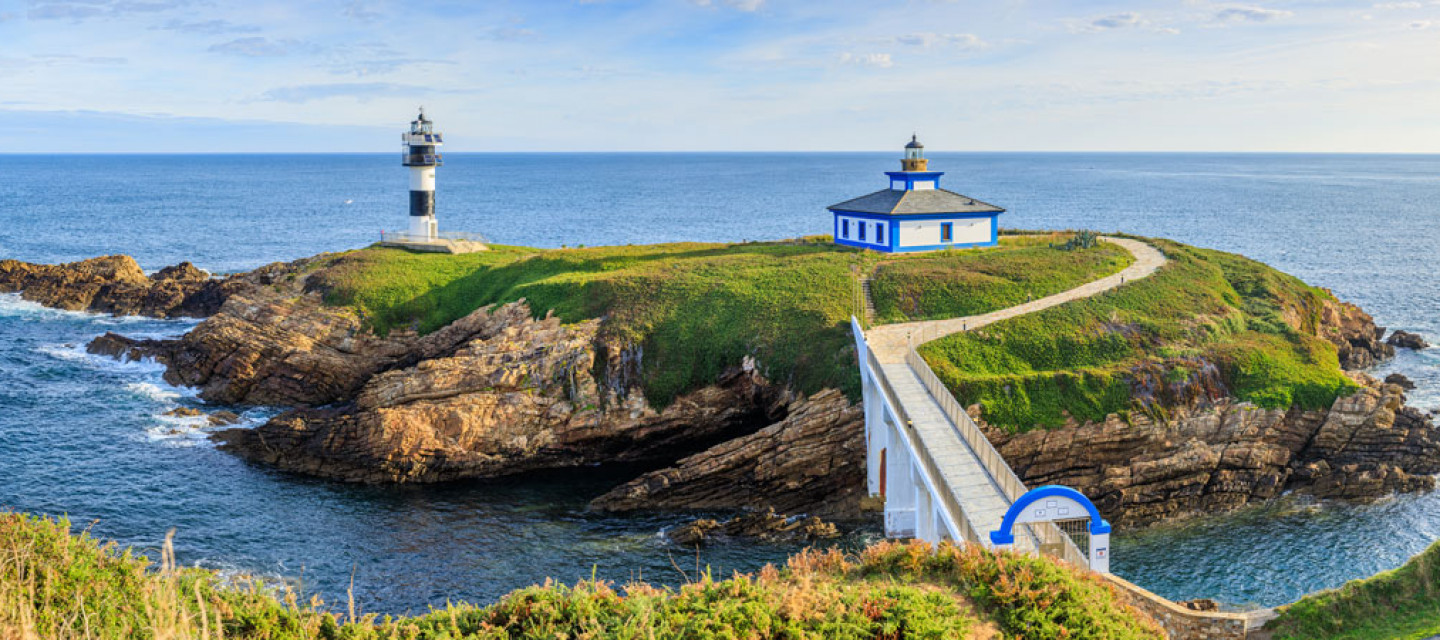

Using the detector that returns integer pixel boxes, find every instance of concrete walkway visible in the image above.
[866,237,1168,364]
[863,236,1168,544]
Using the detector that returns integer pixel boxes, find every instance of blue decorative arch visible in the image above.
[989,485,1111,546]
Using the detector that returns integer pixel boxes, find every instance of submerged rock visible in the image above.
[1387,330,1430,351]
[665,509,840,546]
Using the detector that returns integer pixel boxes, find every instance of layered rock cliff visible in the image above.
[987,377,1440,527]
[589,388,866,518]
[210,301,790,484]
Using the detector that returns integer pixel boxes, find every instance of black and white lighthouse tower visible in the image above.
[402,108,442,240]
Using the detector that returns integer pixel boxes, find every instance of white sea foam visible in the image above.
[126,382,182,402]
[0,292,198,330]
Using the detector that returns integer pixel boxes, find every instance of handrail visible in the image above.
[380,230,491,244]
[854,319,982,545]
[905,344,1090,567]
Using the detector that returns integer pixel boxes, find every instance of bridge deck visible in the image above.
[878,361,1015,539]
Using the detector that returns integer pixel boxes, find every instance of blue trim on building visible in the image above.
[830,209,1001,253]
[828,209,1000,221]
[884,171,945,191]
[989,485,1112,546]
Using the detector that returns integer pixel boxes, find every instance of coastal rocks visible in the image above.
[987,381,1440,527]
[1387,330,1430,351]
[1318,299,1393,370]
[0,255,235,318]
[212,303,785,483]
[588,388,866,519]
[665,509,841,546]
[1385,373,1417,390]
[163,406,244,426]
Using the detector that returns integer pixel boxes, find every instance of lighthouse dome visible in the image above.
[905,135,923,149]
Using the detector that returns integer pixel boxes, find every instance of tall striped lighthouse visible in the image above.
[401,108,442,240]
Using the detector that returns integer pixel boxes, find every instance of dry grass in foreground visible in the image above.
[1,511,1163,639]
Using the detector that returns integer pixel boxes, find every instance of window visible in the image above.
[841,219,850,239]
[877,223,886,244]
[859,222,867,242]
[941,222,953,242]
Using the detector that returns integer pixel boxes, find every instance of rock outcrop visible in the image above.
[1386,373,1417,390]
[1318,298,1394,369]
[0,255,236,318]
[987,379,1440,527]
[1387,330,1430,351]
[212,301,789,484]
[589,388,865,518]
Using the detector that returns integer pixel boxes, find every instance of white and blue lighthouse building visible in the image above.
[828,136,1004,252]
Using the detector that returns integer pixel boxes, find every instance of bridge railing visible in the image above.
[904,345,1090,568]
[855,321,983,546]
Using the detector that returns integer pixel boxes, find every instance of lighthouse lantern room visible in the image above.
[380,108,488,254]
[827,136,1005,253]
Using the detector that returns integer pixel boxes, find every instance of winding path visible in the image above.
[856,236,1168,555]
[865,237,1168,363]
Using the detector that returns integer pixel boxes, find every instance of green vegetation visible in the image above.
[869,234,1133,323]
[1,512,1164,639]
[920,238,1358,432]
[1268,540,1440,640]
[308,234,1127,406]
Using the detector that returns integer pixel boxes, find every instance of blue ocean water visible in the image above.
[1,152,1439,611]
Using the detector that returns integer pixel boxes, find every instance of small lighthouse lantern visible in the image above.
[402,107,443,241]
[902,134,927,171]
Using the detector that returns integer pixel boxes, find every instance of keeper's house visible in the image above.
[828,136,1005,253]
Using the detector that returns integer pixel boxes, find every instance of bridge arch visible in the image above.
[989,485,1112,573]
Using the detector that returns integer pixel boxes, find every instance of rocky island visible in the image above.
[4,233,1435,536]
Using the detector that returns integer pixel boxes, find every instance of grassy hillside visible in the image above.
[870,234,1134,323]
[1,512,1163,639]
[1267,540,1440,640]
[919,238,1357,432]
[307,234,1127,406]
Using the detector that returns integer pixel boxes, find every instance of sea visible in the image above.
[1,152,1438,613]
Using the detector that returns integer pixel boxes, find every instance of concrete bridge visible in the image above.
[853,237,1167,571]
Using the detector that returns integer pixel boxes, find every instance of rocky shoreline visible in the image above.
[5,251,1438,536]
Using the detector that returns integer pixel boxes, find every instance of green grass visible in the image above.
[919,238,1358,432]
[869,233,1134,323]
[1,512,1164,639]
[306,234,1126,407]
[1267,540,1440,640]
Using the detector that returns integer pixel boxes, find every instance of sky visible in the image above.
[0,0,1438,152]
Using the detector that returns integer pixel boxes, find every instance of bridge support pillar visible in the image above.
[883,420,916,537]
[863,376,887,497]
[913,468,937,543]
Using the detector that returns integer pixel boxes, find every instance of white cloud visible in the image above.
[837,52,893,68]
[1214,6,1294,23]
[208,37,305,57]
[893,32,988,49]
[1374,2,1422,9]
[691,0,765,11]
[1411,19,1435,28]
[1091,12,1144,29]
